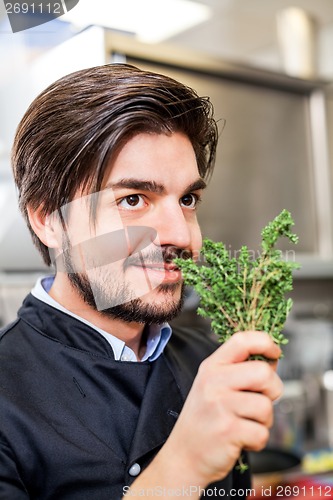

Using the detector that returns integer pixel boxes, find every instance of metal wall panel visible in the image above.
[128,58,317,255]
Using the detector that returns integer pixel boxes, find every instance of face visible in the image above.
[53,132,205,324]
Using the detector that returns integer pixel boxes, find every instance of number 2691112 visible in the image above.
[5,3,62,14]
[276,484,333,497]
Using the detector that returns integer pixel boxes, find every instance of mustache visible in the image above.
[124,246,193,268]
[51,225,193,273]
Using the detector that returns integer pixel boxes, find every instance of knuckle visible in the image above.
[232,331,247,346]
[268,373,284,401]
[197,358,211,381]
[275,377,284,399]
[219,413,237,438]
[254,427,270,451]
[196,361,220,401]
[260,397,273,425]
[227,332,248,354]
[254,360,272,381]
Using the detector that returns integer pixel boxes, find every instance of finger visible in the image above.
[211,361,283,401]
[223,391,275,428]
[235,417,270,452]
[213,331,282,365]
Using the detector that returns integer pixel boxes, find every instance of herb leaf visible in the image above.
[174,209,300,472]
[175,209,300,347]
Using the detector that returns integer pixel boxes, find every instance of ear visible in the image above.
[27,205,62,251]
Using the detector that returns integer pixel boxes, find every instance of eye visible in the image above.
[118,194,146,210]
[180,193,200,209]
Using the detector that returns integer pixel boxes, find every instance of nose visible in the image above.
[153,203,193,250]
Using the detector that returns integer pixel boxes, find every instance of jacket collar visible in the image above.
[18,294,116,358]
[31,276,172,361]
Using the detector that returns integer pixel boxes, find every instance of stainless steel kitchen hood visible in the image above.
[0,27,332,276]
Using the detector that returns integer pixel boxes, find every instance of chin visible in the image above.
[133,282,184,318]
[148,281,182,300]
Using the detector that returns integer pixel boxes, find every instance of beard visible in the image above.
[62,244,190,324]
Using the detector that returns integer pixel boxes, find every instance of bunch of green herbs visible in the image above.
[174,209,300,472]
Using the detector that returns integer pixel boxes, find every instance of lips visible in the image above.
[140,263,180,272]
[131,262,182,284]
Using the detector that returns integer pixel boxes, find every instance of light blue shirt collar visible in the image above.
[31,276,172,362]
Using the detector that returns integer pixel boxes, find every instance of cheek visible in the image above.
[62,192,125,247]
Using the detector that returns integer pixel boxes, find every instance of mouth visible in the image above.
[131,262,182,283]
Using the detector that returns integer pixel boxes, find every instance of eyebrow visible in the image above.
[104,177,207,195]
[184,178,207,195]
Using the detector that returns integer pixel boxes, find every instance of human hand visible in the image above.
[162,331,283,486]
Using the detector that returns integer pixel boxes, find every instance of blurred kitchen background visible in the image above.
[1,0,333,471]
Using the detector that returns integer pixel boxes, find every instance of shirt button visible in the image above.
[128,463,141,477]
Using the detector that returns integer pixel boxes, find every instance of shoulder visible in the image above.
[0,318,21,342]
[0,292,36,345]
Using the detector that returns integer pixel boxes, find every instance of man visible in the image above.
[0,63,282,499]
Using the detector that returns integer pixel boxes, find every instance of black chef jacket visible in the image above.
[0,294,251,499]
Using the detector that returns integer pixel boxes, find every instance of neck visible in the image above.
[48,273,146,359]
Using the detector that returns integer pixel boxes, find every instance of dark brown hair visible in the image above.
[12,63,218,265]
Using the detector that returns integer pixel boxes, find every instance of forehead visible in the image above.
[104,132,199,188]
